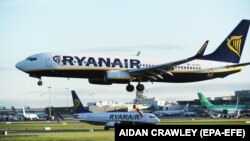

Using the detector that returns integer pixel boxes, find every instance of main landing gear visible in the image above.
[126,84,134,92]
[126,83,144,92]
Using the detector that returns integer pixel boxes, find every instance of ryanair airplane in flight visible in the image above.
[16,20,250,92]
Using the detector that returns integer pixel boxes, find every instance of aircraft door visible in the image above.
[46,57,52,67]
[207,69,214,78]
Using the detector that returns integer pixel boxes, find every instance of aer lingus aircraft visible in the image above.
[16,20,250,92]
[197,92,247,118]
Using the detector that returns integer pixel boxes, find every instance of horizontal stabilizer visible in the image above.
[226,62,250,68]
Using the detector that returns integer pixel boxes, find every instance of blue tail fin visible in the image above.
[201,20,250,63]
[71,90,91,113]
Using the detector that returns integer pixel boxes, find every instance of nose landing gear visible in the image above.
[37,79,43,86]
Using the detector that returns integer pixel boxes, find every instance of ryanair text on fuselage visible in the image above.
[53,55,140,68]
[109,114,141,120]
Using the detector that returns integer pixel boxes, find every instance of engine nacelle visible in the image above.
[105,121,120,127]
[88,78,112,85]
[105,70,131,83]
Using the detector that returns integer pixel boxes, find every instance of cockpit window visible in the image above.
[26,57,37,61]
[149,115,156,118]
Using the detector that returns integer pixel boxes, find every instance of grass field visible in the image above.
[0,118,250,141]
[0,120,104,131]
[0,132,114,141]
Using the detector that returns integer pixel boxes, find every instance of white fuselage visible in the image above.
[153,109,186,116]
[22,107,39,120]
[23,113,39,120]
[16,52,240,83]
[74,112,160,127]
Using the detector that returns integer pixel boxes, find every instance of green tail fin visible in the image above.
[197,92,213,107]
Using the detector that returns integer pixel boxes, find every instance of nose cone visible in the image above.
[155,117,160,124]
[73,114,80,119]
[15,61,26,72]
[156,117,161,123]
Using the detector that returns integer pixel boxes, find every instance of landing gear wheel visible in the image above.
[136,84,144,91]
[104,126,110,130]
[126,84,134,92]
[38,80,43,86]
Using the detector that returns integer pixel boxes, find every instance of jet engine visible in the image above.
[88,78,112,85]
[105,70,132,83]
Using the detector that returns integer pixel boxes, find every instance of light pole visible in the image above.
[48,86,52,120]
[65,88,68,109]
[40,94,43,108]
[42,93,45,108]
[65,88,69,116]
[40,93,45,108]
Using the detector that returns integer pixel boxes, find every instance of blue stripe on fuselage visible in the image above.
[27,69,240,83]
[157,70,240,82]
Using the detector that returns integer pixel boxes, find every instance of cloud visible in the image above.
[26,90,45,94]
[0,66,13,74]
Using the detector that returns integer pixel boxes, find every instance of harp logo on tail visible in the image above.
[227,35,242,57]
[73,99,80,109]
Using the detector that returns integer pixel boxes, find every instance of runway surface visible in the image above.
[2,129,105,134]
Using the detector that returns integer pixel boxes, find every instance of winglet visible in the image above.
[193,40,208,58]
[136,51,141,56]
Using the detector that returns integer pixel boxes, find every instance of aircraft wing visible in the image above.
[129,41,208,81]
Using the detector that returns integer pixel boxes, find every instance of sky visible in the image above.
[0,0,250,108]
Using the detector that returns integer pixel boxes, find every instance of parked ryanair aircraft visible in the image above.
[16,20,250,92]
[71,90,160,130]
